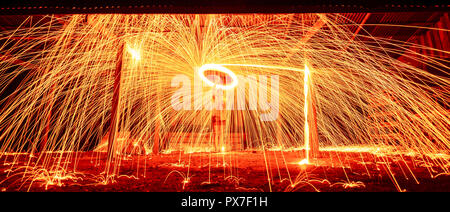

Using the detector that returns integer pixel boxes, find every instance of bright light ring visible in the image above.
[198,64,238,90]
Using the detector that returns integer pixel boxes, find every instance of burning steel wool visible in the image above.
[0,14,448,192]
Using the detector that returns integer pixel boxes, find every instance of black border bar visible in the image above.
[0,1,448,15]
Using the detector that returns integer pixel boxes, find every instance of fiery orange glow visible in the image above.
[298,158,309,165]
[0,13,448,192]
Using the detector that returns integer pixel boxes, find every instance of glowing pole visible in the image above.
[303,64,319,163]
[106,41,124,168]
[212,83,225,152]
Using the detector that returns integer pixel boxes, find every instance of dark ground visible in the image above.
[0,150,449,192]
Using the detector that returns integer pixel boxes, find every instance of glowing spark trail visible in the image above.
[198,64,238,90]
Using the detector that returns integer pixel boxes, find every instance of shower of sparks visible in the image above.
[0,14,448,191]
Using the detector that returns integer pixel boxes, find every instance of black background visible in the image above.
[0,191,444,211]
[0,0,448,15]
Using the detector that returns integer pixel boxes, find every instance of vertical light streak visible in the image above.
[303,63,311,164]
